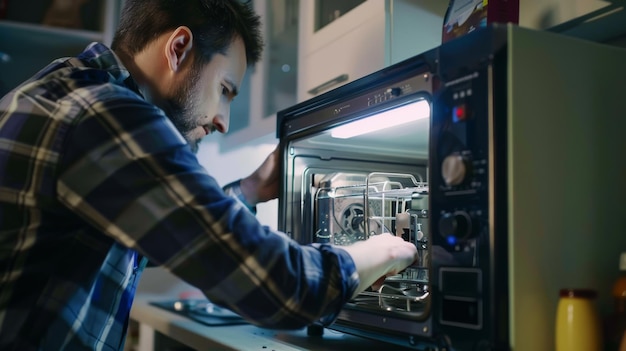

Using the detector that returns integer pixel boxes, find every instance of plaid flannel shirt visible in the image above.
[0,42,358,351]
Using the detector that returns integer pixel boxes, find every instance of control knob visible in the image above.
[439,211,473,241]
[441,153,470,186]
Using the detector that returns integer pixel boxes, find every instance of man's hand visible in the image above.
[340,233,418,298]
[239,147,280,206]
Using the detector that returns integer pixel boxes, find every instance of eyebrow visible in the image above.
[224,78,239,97]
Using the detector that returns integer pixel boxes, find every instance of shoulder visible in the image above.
[66,84,186,152]
[10,58,158,126]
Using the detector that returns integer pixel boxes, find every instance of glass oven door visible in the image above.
[277,54,440,345]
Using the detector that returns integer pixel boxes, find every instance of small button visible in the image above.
[453,104,467,122]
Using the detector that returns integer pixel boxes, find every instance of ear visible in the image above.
[165,26,194,73]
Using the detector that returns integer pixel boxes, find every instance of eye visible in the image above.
[220,82,238,102]
[221,85,231,97]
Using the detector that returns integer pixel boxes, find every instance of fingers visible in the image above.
[371,233,417,290]
[240,148,281,204]
[339,232,419,298]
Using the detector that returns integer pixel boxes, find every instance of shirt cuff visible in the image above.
[222,179,257,214]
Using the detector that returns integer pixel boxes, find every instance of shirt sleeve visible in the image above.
[56,90,359,329]
[222,179,257,214]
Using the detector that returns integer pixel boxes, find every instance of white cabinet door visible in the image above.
[298,13,385,101]
[297,0,447,102]
[299,0,379,57]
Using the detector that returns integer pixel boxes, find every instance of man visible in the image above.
[0,1,417,350]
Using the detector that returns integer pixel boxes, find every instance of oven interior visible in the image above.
[283,97,432,319]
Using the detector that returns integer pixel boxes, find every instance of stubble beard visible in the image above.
[163,68,203,154]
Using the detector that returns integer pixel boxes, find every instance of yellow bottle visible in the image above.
[555,288,603,351]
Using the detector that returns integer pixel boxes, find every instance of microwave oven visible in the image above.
[276,24,626,351]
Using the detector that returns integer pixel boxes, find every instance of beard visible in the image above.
[157,68,203,154]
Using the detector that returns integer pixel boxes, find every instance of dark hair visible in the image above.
[111,0,263,67]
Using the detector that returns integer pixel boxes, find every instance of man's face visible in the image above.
[163,37,247,153]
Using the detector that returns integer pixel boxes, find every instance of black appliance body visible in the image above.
[276,24,626,351]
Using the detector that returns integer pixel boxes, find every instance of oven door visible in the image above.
[276,54,437,348]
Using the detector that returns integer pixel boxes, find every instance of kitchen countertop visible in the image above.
[130,293,415,351]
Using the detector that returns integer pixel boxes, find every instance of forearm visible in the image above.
[237,147,279,206]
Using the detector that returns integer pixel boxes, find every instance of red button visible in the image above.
[453,104,466,122]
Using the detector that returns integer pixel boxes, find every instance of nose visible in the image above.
[212,114,229,134]
[212,103,231,134]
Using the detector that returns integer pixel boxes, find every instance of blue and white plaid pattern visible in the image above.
[0,42,358,350]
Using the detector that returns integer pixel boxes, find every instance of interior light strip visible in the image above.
[330,99,430,139]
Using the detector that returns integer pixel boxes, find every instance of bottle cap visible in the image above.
[559,288,597,299]
[620,252,626,271]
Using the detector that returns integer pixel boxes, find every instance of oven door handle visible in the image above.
[307,74,349,96]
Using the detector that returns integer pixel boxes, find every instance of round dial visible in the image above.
[438,211,472,240]
[441,153,470,186]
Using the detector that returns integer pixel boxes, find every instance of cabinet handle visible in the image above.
[308,74,349,95]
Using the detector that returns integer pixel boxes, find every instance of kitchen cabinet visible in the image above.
[214,0,298,151]
[297,0,448,102]
[0,0,122,96]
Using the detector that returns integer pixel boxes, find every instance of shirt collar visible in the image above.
[77,42,142,97]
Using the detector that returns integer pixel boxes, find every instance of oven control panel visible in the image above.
[431,69,490,253]
[430,67,492,341]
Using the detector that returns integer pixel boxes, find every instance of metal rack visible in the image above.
[314,172,430,313]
